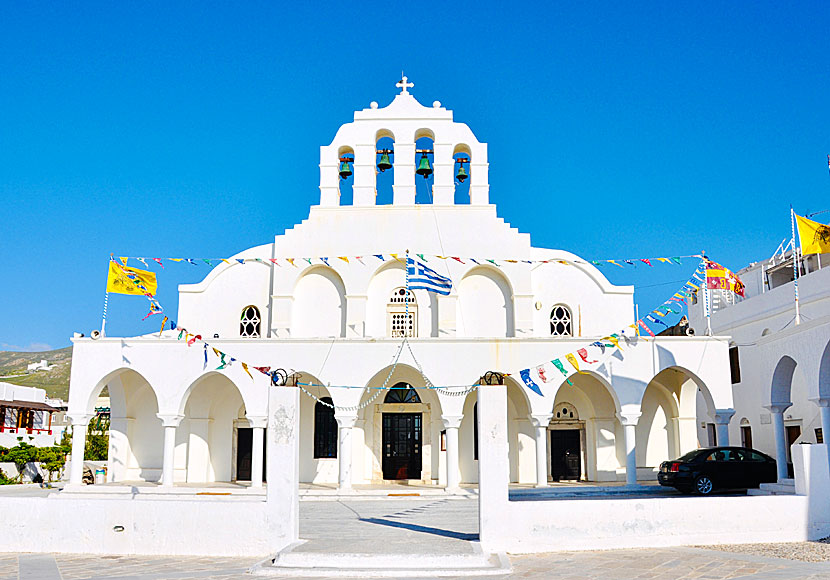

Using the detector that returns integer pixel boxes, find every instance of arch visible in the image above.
[178,372,247,483]
[452,148,471,205]
[87,367,164,483]
[366,260,406,337]
[653,365,717,419]
[458,266,515,337]
[638,378,680,468]
[240,304,261,338]
[375,128,396,142]
[553,372,620,481]
[453,143,472,157]
[292,266,347,338]
[414,128,436,142]
[375,132,395,205]
[771,355,797,407]
[337,146,354,205]
[383,382,421,403]
[819,340,830,399]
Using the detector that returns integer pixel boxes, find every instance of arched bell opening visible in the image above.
[375,131,395,205]
[453,144,472,205]
[414,129,435,204]
[337,145,354,206]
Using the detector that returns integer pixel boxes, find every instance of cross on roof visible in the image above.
[396,75,414,94]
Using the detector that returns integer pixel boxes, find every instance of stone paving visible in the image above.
[2,546,830,579]
[2,496,830,578]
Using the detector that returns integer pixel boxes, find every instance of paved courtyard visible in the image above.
[2,497,830,578]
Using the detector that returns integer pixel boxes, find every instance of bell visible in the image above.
[456,164,468,183]
[416,153,433,179]
[377,151,393,172]
[339,160,352,180]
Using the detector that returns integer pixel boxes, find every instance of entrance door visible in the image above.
[551,429,581,481]
[382,413,422,480]
[236,427,266,482]
[785,425,801,478]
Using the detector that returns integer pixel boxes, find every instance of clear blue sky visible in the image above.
[2,2,829,351]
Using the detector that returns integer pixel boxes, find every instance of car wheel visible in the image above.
[694,475,714,495]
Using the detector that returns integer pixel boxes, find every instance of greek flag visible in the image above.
[406,256,452,295]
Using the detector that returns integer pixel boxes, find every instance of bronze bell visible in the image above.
[456,164,468,183]
[416,153,433,179]
[339,160,352,180]
[377,151,393,172]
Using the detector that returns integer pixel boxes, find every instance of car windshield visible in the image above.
[676,449,707,462]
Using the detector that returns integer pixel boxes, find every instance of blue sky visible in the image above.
[1,2,828,351]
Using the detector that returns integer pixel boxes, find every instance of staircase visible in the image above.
[747,478,796,496]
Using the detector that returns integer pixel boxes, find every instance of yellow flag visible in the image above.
[565,353,580,372]
[796,214,830,255]
[106,262,158,296]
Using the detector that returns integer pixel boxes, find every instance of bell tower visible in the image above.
[319,77,489,207]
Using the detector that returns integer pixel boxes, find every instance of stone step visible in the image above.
[250,543,511,577]
[747,481,796,496]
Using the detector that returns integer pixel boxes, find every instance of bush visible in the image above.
[0,468,15,485]
[4,442,37,483]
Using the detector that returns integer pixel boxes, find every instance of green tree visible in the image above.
[5,441,37,483]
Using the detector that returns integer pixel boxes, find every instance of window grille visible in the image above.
[387,287,417,337]
[383,382,421,403]
[314,397,337,458]
[549,305,572,336]
[240,305,261,338]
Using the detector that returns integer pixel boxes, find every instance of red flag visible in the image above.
[637,320,655,337]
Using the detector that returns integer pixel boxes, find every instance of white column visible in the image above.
[336,413,358,489]
[530,415,553,488]
[157,414,184,487]
[67,414,93,485]
[767,404,790,481]
[392,142,416,204]
[618,412,641,486]
[477,382,509,552]
[249,416,267,488]
[266,384,300,544]
[810,398,830,473]
[714,409,735,447]
[442,415,463,489]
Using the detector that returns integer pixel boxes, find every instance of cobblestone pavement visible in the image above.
[2,546,830,579]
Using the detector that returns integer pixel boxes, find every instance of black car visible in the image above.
[658,447,777,495]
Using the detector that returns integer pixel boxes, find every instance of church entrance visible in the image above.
[551,429,581,481]
[382,413,422,480]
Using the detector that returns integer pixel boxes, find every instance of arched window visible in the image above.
[549,305,572,336]
[314,397,337,459]
[387,287,417,337]
[240,305,261,338]
[384,382,421,403]
[553,402,578,420]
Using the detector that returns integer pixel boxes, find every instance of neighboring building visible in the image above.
[26,359,52,373]
[688,249,830,479]
[0,383,61,448]
[65,80,735,489]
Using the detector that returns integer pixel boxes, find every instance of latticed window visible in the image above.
[314,398,337,458]
[387,287,417,337]
[240,305,261,338]
[549,304,572,336]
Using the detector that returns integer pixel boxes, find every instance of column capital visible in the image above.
[617,412,642,427]
[809,397,830,408]
[713,408,736,425]
[765,403,792,414]
[67,413,95,427]
[441,415,463,430]
[247,416,268,429]
[530,414,553,429]
[335,414,358,429]
[156,414,184,428]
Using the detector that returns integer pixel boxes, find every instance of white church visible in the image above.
[65,78,736,493]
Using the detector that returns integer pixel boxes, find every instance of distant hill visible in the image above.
[0,346,73,400]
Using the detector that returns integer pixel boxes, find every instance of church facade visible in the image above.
[65,80,735,491]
